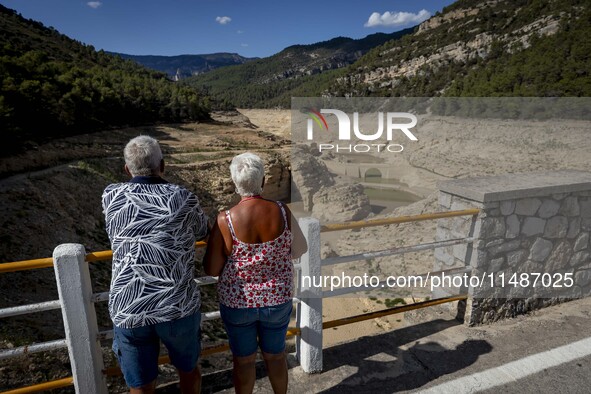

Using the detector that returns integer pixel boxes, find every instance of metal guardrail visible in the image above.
[0,209,479,393]
[1,377,75,394]
[319,209,480,232]
[322,295,468,329]
[0,241,207,273]
[296,209,479,372]
[1,293,468,392]
[0,257,54,274]
[321,237,475,267]
[0,299,62,319]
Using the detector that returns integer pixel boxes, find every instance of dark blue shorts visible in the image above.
[220,301,293,357]
[112,311,201,388]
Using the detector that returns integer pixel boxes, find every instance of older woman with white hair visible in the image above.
[204,152,306,394]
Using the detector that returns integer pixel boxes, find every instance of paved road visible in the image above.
[158,296,591,393]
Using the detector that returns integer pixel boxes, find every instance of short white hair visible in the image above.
[124,135,163,176]
[230,152,265,196]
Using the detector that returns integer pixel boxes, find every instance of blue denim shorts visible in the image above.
[112,311,201,388]
[220,301,293,357]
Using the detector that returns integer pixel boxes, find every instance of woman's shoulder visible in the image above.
[216,210,229,222]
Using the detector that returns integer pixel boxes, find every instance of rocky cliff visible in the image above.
[291,145,371,222]
[330,0,588,97]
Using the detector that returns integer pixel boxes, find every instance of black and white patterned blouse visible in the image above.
[102,176,208,328]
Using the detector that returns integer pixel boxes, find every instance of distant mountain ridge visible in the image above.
[109,52,256,80]
[185,29,415,108]
[186,0,591,108]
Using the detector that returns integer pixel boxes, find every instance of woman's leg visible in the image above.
[232,353,257,394]
[220,304,259,393]
[262,351,288,394]
[258,301,293,394]
[113,325,160,394]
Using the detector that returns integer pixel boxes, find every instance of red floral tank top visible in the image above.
[217,201,293,308]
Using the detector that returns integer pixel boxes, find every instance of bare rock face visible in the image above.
[321,241,338,259]
[291,147,335,211]
[312,183,371,223]
[262,154,291,202]
[291,145,371,221]
[417,8,479,33]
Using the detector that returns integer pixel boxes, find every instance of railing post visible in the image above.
[296,217,323,373]
[53,244,108,394]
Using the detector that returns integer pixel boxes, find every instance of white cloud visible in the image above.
[241,43,249,47]
[215,16,232,25]
[87,1,102,9]
[364,9,431,28]
[237,30,244,34]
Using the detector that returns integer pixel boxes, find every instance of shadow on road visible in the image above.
[171,317,493,393]
[317,318,492,393]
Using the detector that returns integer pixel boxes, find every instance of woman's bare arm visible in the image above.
[203,213,230,276]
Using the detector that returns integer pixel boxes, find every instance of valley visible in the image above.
[1,0,590,391]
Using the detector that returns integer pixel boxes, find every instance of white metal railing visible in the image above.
[321,237,474,267]
[0,251,303,393]
[0,248,243,394]
[295,214,477,373]
[0,339,68,361]
[0,276,222,361]
[0,276,219,320]
[0,299,62,319]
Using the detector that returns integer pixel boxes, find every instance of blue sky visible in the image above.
[1,0,455,58]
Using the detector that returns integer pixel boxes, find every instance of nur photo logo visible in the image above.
[303,107,418,153]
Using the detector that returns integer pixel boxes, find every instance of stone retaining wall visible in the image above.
[435,170,591,325]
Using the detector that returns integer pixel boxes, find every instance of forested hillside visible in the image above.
[0,5,209,156]
[2,0,588,150]
[445,3,591,96]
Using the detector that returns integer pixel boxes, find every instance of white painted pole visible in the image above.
[296,217,323,373]
[53,244,108,394]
